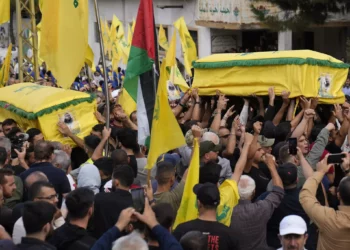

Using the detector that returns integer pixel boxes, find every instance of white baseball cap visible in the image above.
[279,215,307,236]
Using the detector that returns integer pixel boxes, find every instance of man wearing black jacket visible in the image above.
[49,188,95,250]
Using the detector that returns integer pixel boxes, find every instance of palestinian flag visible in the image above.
[122,0,159,145]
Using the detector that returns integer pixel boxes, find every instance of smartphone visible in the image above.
[327,153,346,164]
[288,138,297,155]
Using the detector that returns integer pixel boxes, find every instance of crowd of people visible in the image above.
[1,68,350,250]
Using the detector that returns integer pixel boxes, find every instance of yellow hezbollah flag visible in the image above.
[174,17,197,76]
[127,24,132,46]
[158,24,169,51]
[170,65,189,92]
[0,83,98,147]
[119,37,130,65]
[118,90,137,116]
[173,138,199,229]
[110,15,124,39]
[131,19,136,33]
[0,43,12,87]
[192,50,349,104]
[40,0,88,89]
[145,61,186,169]
[0,0,10,25]
[85,45,94,68]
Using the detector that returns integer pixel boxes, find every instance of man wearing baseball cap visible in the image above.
[173,183,238,250]
[278,215,308,250]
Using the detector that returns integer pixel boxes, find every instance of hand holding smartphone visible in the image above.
[327,153,346,165]
[288,138,297,155]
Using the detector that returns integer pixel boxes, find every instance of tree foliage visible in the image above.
[251,0,350,31]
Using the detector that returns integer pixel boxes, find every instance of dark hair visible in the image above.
[275,122,291,142]
[26,128,42,143]
[84,135,101,151]
[180,231,207,250]
[156,162,175,185]
[92,124,104,134]
[6,127,22,139]
[34,141,54,161]
[183,120,200,134]
[111,149,128,165]
[0,147,7,166]
[112,165,134,188]
[65,188,95,219]
[199,162,221,184]
[0,168,14,185]
[25,145,35,161]
[22,201,56,234]
[28,181,54,201]
[1,119,17,128]
[117,128,138,151]
[94,157,114,177]
[339,177,350,206]
[129,111,137,121]
[146,203,175,241]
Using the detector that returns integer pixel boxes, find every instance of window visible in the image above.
[189,30,198,56]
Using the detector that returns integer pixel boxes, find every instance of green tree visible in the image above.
[251,0,350,31]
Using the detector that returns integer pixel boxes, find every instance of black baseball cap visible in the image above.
[278,163,298,186]
[200,141,221,157]
[193,183,220,206]
[199,162,221,184]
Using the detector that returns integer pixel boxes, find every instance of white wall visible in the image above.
[89,0,212,65]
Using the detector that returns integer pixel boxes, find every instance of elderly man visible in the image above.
[278,215,308,250]
[230,154,284,250]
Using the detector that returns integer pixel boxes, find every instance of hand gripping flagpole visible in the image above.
[93,0,110,155]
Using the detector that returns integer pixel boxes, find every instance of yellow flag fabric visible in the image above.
[0,0,10,25]
[131,19,136,33]
[110,16,124,39]
[118,89,137,116]
[40,0,88,89]
[192,50,349,104]
[127,24,132,46]
[119,38,130,65]
[217,179,240,226]
[85,45,94,68]
[0,43,12,87]
[165,30,177,68]
[0,83,98,147]
[145,61,186,169]
[173,138,199,229]
[158,25,169,51]
[170,66,189,92]
[174,17,197,76]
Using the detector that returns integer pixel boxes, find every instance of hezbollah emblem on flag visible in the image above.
[73,0,79,8]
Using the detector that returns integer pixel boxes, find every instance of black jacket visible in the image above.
[17,237,56,250]
[48,223,95,250]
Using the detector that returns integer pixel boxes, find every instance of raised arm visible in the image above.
[291,109,315,139]
[286,99,295,122]
[272,91,290,126]
[264,87,276,121]
[265,154,283,188]
[91,127,111,161]
[223,116,239,157]
[210,94,228,133]
[57,122,85,149]
[190,88,201,121]
[231,132,253,182]
[172,91,191,118]
[240,98,249,126]
[335,108,350,147]
[220,105,235,128]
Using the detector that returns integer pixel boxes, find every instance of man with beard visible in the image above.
[16,201,56,250]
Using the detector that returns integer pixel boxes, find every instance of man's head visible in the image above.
[0,169,16,198]
[112,165,134,189]
[0,147,7,167]
[34,141,54,162]
[155,161,176,190]
[111,149,128,165]
[28,181,58,206]
[91,124,104,138]
[65,188,94,220]
[193,183,220,212]
[0,137,11,158]
[130,111,137,125]
[200,141,221,163]
[278,145,299,166]
[26,128,44,146]
[253,143,266,163]
[22,201,56,239]
[278,163,298,189]
[218,128,230,147]
[112,231,148,250]
[297,135,309,155]
[199,161,221,185]
[94,157,114,180]
[180,231,207,250]
[279,215,308,250]
[52,150,71,173]
[1,119,17,136]
[238,175,256,201]
[338,176,350,206]
[24,171,48,190]
[146,203,175,241]
[83,135,101,155]
[157,153,180,168]
[117,128,138,151]
[258,135,275,154]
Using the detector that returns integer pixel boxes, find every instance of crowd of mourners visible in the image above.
[1,74,350,250]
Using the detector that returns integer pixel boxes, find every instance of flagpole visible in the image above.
[93,0,110,155]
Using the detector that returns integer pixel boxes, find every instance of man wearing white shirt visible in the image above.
[278,215,308,250]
